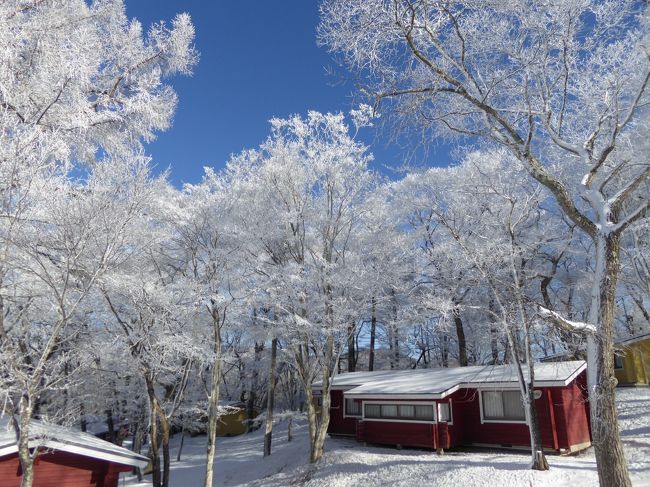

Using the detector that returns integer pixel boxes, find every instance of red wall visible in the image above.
[0,451,132,487]
[550,376,591,449]
[358,420,437,449]
[325,373,591,452]
[327,390,359,436]
[450,388,545,448]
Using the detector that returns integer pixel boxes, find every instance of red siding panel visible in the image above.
[0,451,131,487]
[360,420,435,449]
[327,390,358,436]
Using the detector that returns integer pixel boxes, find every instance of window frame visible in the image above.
[437,401,453,424]
[343,397,362,417]
[479,389,527,424]
[614,353,624,370]
[361,400,438,424]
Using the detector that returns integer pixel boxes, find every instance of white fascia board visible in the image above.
[344,393,442,400]
[38,440,149,468]
[0,444,18,457]
[438,384,461,398]
[344,384,459,401]
[314,385,360,393]
[560,362,588,385]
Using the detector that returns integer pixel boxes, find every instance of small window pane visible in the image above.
[482,391,504,419]
[438,402,451,422]
[365,404,381,418]
[345,398,361,416]
[414,405,434,421]
[502,391,525,420]
[398,405,415,418]
[381,404,398,418]
[614,354,624,369]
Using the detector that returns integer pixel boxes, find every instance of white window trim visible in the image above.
[343,397,362,418]
[478,389,528,425]
[361,400,438,424]
[437,400,453,425]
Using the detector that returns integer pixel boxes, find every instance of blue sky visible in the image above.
[126,1,454,187]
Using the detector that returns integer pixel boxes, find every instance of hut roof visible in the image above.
[314,361,586,399]
[0,418,148,468]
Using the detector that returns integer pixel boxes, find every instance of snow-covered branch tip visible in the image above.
[538,307,596,334]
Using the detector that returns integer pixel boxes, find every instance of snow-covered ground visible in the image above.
[123,387,650,486]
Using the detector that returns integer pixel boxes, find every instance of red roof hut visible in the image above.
[0,419,148,487]
[315,361,591,453]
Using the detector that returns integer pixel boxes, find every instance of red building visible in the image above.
[0,419,148,487]
[315,361,591,453]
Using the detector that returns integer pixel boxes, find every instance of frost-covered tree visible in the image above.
[320,2,648,483]
[176,171,248,487]
[0,2,196,485]
[226,112,378,463]
[396,148,565,469]
[0,159,161,485]
[99,182,204,487]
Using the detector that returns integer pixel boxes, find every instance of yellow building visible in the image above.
[615,332,650,386]
[216,403,250,437]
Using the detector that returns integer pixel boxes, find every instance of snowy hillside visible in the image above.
[123,387,650,486]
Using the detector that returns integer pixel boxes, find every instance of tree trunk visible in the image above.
[588,232,632,487]
[204,306,223,487]
[369,297,377,371]
[452,306,468,366]
[106,409,115,444]
[347,322,356,372]
[440,334,449,367]
[160,413,171,487]
[310,334,334,463]
[145,377,161,487]
[247,341,263,432]
[132,420,144,480]
[508,250,549,471]
[392,290,400,368]
[148,417,160,487]
[528,394,549,471]
[489,299,499,364]
[80,403,87,433]
[264,336,278,457]
[16,397,35,487]
[176,428,185,462]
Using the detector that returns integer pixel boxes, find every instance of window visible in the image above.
[365,403,381,418]
[415,405,434,421]
[438,402,451,422]
[482,390,525,421]
[363,403,435,422]
[381,404,398,417]
[614,353,624,369]
[345,398,361,416]
[398,404,415,418]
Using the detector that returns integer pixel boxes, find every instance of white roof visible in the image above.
[616,332,650,346]
[0,418,149,468]
[315,361,586,400]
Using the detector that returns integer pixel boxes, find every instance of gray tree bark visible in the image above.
[263,336,278,457]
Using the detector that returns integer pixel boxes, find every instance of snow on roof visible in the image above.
[314,361,586,399]
[0,418,149,468]
[616,331,650,346]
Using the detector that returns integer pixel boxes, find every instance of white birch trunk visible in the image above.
[204,306,223,487]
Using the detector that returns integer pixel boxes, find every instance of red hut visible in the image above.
[0,419,148,487]
[315,361,591,453]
